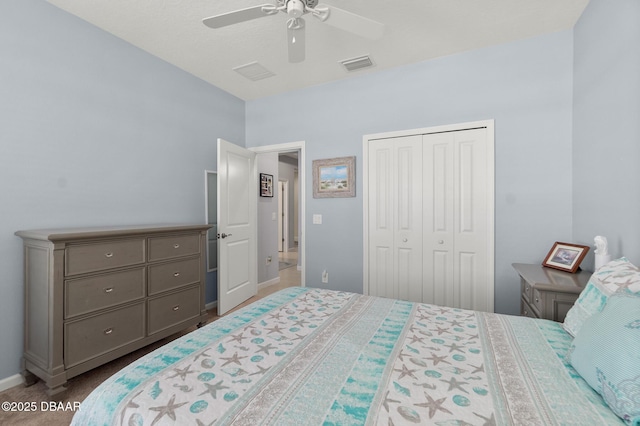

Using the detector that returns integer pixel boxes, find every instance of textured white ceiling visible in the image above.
[46,0,588,101]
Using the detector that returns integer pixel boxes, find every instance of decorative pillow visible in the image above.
[563,257,640,337]
[568,293,640,425]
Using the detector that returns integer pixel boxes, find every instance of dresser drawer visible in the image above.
[65,238,145,276]
[148,234,200,262]
[148,286,200,335]
[64,268,145,319]
[148,257,200,296]
[64,302,145,368]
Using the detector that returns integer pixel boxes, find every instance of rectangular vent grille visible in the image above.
[233,62,275,81]
[340,55,374,72]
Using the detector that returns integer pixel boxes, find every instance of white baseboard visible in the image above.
[258,277,280,290]
[0,373,24,393]
[205,300,218,311]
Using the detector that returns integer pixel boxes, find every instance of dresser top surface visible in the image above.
[512,263,592,294]
[16,223,212,242]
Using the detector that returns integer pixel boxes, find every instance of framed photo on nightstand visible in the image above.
[542,241,589,273]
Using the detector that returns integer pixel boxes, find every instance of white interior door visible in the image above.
[217,138,257,315]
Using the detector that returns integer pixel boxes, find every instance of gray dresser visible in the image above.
[513,263,591,322]
[15,224,211,397]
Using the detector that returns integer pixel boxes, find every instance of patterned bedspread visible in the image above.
[72,287,622,425]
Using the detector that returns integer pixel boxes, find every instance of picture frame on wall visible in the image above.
[312,156,356,198]
[260,173,273,197]
[542,242,590,273]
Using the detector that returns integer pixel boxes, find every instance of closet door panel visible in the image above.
[368,141,394,298]
[395,137,423,303]
[454,129,489,311]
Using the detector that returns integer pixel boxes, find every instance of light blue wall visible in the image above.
[246,30,575,315]
[0,1,244,381]
[572,0,640,268]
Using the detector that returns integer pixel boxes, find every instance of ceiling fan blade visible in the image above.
[203,4,273,29]
[319,4,384,39]
[287,18,305,63]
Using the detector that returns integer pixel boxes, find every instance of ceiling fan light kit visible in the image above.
[203,0,385,63]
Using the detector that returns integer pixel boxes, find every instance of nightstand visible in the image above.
[512,263,592,322]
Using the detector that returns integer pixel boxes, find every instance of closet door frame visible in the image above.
[363,119,495,312]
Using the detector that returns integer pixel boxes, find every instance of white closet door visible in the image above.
[423,128,489,311]
[368,136,423,301]
[365,122,494,313]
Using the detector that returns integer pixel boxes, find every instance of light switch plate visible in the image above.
[312,214,322,225]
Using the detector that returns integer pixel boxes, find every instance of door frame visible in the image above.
[278,179,289,253]
[250,141,306,287]
[362,120,495,310]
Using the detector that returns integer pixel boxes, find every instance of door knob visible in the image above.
[219,233,233,239]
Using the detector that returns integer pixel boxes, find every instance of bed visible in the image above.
[70,282,638,426]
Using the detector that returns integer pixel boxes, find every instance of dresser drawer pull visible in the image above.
[105,252,114,258]
[535,297,539,303]
[173,244,180,249]
[524,309,528,316]
[104,287,114,293]
[172,305,180,311]
[104,328,113,335]
[173,272,180,277]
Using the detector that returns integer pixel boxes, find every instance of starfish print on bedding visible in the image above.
[120,389,143,426]
[426,353,450,366]
[220,352,247,367]
[194,349,211,361]
[414,392,452,419]
[469,363,484,374]
[256,343,277,354]
[199,380,229,399]
[440,376,469,393]
[382,390,400,412]
[168,364,196,381]
[444,342,465,353]
[228,332,247,343]
[408,334,425,344]
[448,319,464,327]
[474,412,497,426]
[249,365,271,376]
[394,364,418,380]
[267,324,285,334]
[148,394,188,426]
[434,326,451,335]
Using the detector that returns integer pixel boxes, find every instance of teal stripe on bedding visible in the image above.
[533,318,625,424]
[75,287,309,426]
[322,299,414,426]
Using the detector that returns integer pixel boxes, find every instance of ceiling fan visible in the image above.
[203,0,385,63]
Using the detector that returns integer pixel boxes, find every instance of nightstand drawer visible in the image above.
[64,302,145,368]
[65,267,145,318]
[147,286,200,335]
[65,238,145,276]
[521,277,533,304]
[147,257,200,296]
[520,298,538,318]
[148,234,200,262]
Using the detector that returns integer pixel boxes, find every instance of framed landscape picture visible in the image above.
[542,242,590,273]
[312,156,355,198]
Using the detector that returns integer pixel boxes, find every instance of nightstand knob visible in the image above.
[438,240,444,244]
[535,297,539,303]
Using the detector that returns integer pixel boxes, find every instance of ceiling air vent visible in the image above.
[233,62,275,81]
[339,55,374,72]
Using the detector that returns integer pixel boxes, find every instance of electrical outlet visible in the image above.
[322,270,328,283]
[266,256,272,265]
